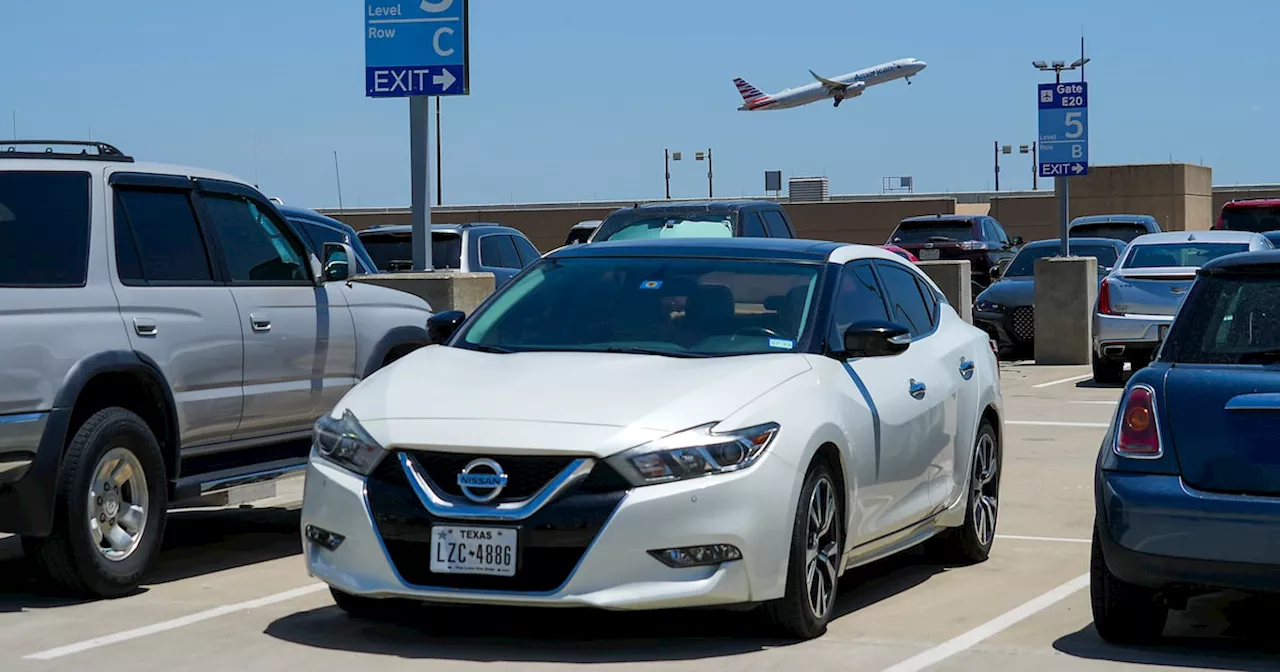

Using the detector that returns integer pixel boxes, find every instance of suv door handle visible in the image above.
[250,314,271,332]
[133,317,157,337]
[909,379,927,399]
[959,358,975,380]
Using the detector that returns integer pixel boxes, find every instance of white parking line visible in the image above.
[1007,420,1109,429]
[23,583,327,661]
[878,573,1090,672]
[996,534,1089,544]
[1031,373,1093,388]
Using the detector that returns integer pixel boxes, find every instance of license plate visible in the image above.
[430,525,518,576]
[1158,325,1169,341]
[919,248,941,260]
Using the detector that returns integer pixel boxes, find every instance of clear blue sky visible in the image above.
[2,0,1274,208]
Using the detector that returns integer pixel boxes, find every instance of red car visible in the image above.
[1214,198,1280,233]
[881,244,919,262]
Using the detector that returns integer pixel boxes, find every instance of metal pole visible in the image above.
[1032,142,1038,191]
[994,141,1000,191]
[333,151,344,216]
[1057,176,1070,256]
[664,148,671,199]
[410,96,434,272]
[435,97,443,206]
[707,148,713,198]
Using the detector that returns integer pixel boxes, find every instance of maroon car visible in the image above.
[886,214,1022,293]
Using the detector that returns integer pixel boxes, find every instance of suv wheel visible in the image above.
[24,407,168,598]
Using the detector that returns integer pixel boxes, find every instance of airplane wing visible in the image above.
[809,70,849,92]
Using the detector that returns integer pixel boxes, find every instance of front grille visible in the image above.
[366,452,629,592]
[1012,306,1035,342]
[412,451,575,502]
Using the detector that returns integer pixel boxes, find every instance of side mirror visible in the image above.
[427,310,466,344]
[842,320,912,358]
[1011,236,1025,246]
[322,242,354,282]
[989,266,1002,281]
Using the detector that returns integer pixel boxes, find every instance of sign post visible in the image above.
[1036,81,1088,256]
[365,0,470,271]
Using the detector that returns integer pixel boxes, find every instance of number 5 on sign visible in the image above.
[1064,112,1084,139]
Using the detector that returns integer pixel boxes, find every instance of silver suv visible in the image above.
[0,141,434,598]
[357,223,541,287]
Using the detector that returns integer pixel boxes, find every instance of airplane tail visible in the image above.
[733,77,767,103]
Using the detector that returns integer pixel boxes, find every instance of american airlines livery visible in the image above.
[734,58,927,111]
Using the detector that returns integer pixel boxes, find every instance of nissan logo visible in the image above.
[456,458,509,503]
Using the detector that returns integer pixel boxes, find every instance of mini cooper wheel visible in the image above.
[760,459,844,640]
[928,419,1000,564]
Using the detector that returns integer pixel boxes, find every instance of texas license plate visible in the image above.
[919,248,941,260]
[430,525,518,576]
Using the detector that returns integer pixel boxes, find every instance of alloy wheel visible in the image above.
[971,433,999,546]
[87,447,149,562]
[804,476,840,620]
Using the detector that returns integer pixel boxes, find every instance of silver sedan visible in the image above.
[1091,230,1274,383]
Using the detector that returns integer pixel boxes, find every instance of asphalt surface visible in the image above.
[3,362,1279,671]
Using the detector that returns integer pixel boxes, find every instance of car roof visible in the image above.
[357,223,508,235]
[1128,230,1265,245]
[610,200,775,216]
[1223,198,1280,208]
[1069,214,1156,224]
[1023,237,1125,248]
[0,157,247,185]
[276,205,353,229]
[546,237,846,262]
[898,214,981,224]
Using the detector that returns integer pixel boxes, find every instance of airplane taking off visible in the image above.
[734,58,927,111]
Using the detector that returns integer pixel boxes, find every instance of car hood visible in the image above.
[977,277,1034,307]
[339,345,813,456]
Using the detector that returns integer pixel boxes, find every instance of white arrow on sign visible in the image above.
[433,68,456,91]
[1072,163,1085,174]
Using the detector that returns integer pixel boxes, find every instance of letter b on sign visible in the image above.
[1071,145,1083,159]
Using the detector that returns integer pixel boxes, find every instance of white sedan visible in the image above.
[300,237,1004,640]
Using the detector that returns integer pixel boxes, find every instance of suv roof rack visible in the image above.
[0,140,134,163]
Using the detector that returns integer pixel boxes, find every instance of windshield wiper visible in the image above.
[602,346,708,358]
[460,343,515,354]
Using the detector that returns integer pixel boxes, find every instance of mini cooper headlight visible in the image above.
[313,409,385,476]
[607,422,780,486]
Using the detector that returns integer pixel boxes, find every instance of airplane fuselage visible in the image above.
[738,58,927,111]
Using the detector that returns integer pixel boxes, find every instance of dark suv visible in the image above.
[1067,214,1162,243]
[590,200,795,243]
[886,214,1022,292]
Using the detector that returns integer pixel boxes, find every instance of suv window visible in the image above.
[740,212,767,237]
[1070,222,1147,243]
[203,194,310,283]
[890,221,974,244]
[480,234,520,268]
[761,210,792,238]
[114,188,215,284]
[0,171,92,287]
[830,261,891,345]
[876,261,935,337]
[293,218,345,250]
[511,235,541,266]
[982,219,1008,244]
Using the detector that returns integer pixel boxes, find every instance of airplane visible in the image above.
[734,58,927,111]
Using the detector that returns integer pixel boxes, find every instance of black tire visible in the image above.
[759,459,844,640]
[23,407,168,598]
[1092,353,1124,385]
[330,587,420,622]
[1090,526,1167,644]
[926,420,1000,564]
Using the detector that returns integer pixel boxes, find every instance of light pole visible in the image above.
[665,148,713,198]
[1033,50,1090,256]
[994,142,1037,191]
[1031,57,1089,83]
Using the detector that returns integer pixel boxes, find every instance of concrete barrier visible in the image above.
[1033,257,1097,365]
[353,271,496,315]
[917,260,972,324]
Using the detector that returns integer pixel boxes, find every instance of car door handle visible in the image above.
[133,317,157,337]
[909,379,927,399]
[250,314,271,332]
[959,358,975,380]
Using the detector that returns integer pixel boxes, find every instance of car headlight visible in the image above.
[606,422,780,486]
[975,300,1006,313]
[313,409,385,476]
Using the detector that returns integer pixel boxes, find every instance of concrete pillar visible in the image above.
[917,260,972,324]
[1033,257,1097,364]
[353,271,496,315]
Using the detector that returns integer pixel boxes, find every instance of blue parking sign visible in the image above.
[1037,82,1088,177]
[365,0,470,98]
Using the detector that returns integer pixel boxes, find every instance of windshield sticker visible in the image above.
[640,280,663,289]
[768,338,795,350]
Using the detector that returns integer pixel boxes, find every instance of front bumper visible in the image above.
[974,306,1034,351]
[1092,313,1171,358]
[1097,470,1280,593]
[300,449,796,610]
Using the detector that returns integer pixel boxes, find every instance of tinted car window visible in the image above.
[294,218,345,250]
[602,215,734,241]
[512,235,541,266]
[479,234,501,267]
[988,219,1010,244]
[741,212,767,237]
[114,188,214,284]
[1173,275,1280,364]
[1124,243,1249,269]
[890,222,974,244]
[1221,205,1280,233]
[1069,223,1148,243]
[1003,243,1121,277]
[876,262,934,337]
[830,262,891,344]
[0,171,91,287]
[360,231,460,271]
[203,195,309,283]
[761,210,792,238]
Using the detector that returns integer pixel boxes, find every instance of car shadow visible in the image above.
[263,547,950,663]
[0,505,301,612]
[1053,592,1280,671]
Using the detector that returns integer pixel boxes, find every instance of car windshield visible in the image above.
[360,231,462,271]
[454,256,822,357]
[1003,244,1120,277]
[1124,243,1249,269]
[1069,223,1148,243]
[565,227,595,245]
[1172,275,1280,364]
[598,215,734,242]
[890,223,973,244]
[1221,205,1280,233]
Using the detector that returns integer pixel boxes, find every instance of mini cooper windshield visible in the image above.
[455,256,822,356]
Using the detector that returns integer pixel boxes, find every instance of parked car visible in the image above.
[589,200,796,243]
[564,220,600,246]
[1068,214,1162,243]
[1213,198,1280,232]
[1091,248,1280,644]
[881,244,919,262]
[0,140,435,597]
[1092,230,1273,383]
[356,223,541,288]
[885,214,1022,295]
[974,237,1127,357]
[301,237,1003,640]
[279,205,380,275]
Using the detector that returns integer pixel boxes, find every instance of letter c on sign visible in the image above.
[434,26,455,56]
[420,0,454,12]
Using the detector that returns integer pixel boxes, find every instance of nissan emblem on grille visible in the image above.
[456,458,509,503]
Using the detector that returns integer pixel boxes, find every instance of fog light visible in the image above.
[648,544,742,568]
[306,524,345,551]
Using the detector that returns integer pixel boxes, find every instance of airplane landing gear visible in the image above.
[833,95,844,108]
[906,78,912,85]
